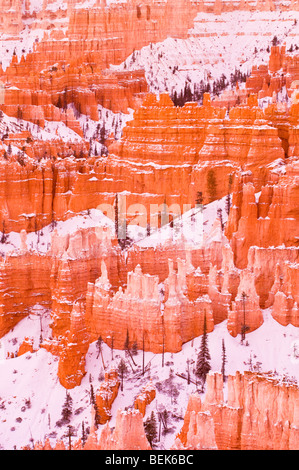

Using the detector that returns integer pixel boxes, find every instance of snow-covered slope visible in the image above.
[112,10,299,98]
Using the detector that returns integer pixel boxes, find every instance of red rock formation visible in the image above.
[85,260,214,353]
[0,251,52,338]
[226,160,299,269]
[269,45,286,73]
[248,245,299,309]
[208,264,231,324]
[267,260,299,326]
[95,369,120,424]
[245,44,299,108]
[134,382,156,416]
[173,408,218,450]
[176,371,299,450]
[227,268,264,337]
[57,300,90,389]
[17,337,35,357]
[0,0,22,37]
[85,408,152,450]
[50,256,76,338]
[67,0,199,66]
[104,408,151,450]
[0,222,122,339]
[0,59,147,123]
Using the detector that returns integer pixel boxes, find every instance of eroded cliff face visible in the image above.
[0,0,298,451]
[175,371,299,450]
[0,91,293,234]
[226,160,299,269]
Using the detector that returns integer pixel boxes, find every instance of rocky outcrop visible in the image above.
[248,246,299,308]
[67,0,199,65]
[17,337,35,357]
[267,260,299,327]
[95,369,120,424]
[102,408,151,450]
[0,222,121,339]
[0,57,147,122]
[84,407,152,450]
[57,300,90,389]
[134,382,156,416]
[246,46,299,103]
[173,408,218,450]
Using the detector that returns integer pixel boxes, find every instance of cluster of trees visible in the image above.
[229,68,248,88]
[171,80,211,107]
[288,44,299,53]
[56,391,73,428]
[171,67,249,108]
[144,409,171,448]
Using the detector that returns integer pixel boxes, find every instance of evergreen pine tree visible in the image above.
[114,193,119,240]
[225,173,233,216]
[144,411,158,447]
[90,384,95,405]
[100,123,106,145]
[93,401,101,429]
[195,191,204,207]
[217,208,224,231]
[221,338,227,382]
[225,192,231,216]
[61,391,73,424]
[124,329,137,366]
[195,313,211,386]
[111,334,114,361]
[67,425,74,451]
[124,328,130,354]
[162,409,169,432]
[118,358,127,392]
[207,169,217,202]
[96,335,106,369]
[131,341,138,356]
[81,421,87,446]
[1,221,8,244]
